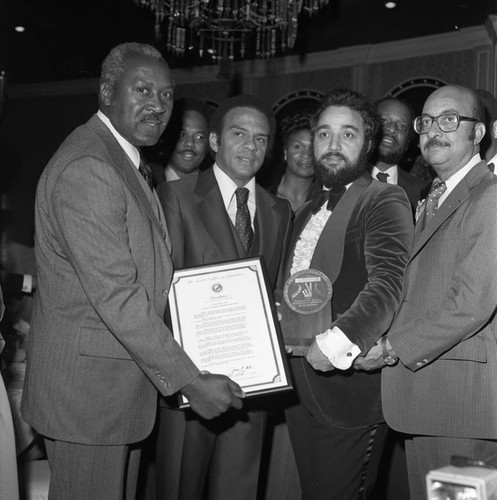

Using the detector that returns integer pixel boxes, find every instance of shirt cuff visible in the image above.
[315,327,361,370]
[22,274,33,293]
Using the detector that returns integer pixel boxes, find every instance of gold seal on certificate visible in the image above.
[283,269,333,315]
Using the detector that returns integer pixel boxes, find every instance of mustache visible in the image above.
[178,148,197,155]
[424,138,449,149]
[319,151,346,162]
[142,111,165,123]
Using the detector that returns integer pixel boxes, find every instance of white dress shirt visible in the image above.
[213,163,256,228]
[371,165,399,185]
[290,184,361,370]
[438,154,481,207]
[97,110,140,168]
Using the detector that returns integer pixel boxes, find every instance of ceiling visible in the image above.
[0,0,495,85]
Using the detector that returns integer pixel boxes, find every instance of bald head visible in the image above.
[419,85,485,180]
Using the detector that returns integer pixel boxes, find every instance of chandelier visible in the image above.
[134,0,331,62]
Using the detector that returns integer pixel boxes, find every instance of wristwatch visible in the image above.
[380,336,398,366]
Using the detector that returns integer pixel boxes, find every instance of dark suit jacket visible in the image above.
[21,114,199,446]
[383,161,497,438]
[280,173,413,427]
[397,167,429,214]
[157,167,292,289]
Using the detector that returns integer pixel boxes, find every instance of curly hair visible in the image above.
[100,42,165,89]
[313,88,380,146]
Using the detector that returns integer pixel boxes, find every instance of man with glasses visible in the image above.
[377,85,497,500]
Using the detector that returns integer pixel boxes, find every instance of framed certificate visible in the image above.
[168,257,293,406]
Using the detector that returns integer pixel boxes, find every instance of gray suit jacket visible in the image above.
[382,160,497,438]
[21,114,199,445]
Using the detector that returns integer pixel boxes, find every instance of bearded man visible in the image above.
[278,88,414,500]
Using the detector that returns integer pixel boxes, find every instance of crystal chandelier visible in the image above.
[134,0,331,62]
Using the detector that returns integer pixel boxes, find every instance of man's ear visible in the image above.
[209,131,219,153]
[367,139,374,154]
[492,120,497,140]
[474,122,486,145]
[100,82,112,107]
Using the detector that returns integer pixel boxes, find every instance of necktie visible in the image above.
[310,185,346,214]
[488,163,495,173]
[139,155,154,191]
[421,178,447,230]
[376,172,389,183]
[235,187,254,253]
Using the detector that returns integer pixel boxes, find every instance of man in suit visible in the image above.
[149,97,211,185]
[21,42,244,500]
[156,94,292,500]
[475,89,497,170]
[371,97,428,213]
[278,88,413,499]
[380,84,497,500]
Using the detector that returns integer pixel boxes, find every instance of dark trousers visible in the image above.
[285,359,388,500]
[44,437,141,500]
[156,406,266,500]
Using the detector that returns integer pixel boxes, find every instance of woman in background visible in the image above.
[265,111,318,212]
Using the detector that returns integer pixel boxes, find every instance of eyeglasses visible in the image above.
[413,112,479,134]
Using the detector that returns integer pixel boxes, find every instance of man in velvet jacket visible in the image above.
[279,88,413,500]
[21,43,243,500]
[156,95,292,500]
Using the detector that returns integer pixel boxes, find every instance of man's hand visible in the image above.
[181,372,245,420]
[306,340,335,372]
[353,340,386,371]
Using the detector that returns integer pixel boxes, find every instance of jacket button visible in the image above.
[162,289,168,296]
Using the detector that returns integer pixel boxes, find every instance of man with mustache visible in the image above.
[278,88,413,499]
[21,43,244,500]
[371,97,428,213]
[151,97,211,185]
[157,95,292,500]
[381,85,497,500]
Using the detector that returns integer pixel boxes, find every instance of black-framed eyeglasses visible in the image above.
[413,112,479,134]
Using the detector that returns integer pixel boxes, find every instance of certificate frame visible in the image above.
[168,256,293,407]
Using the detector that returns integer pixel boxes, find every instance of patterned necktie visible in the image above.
[376,172,389,183]
[421,178,447,230]
[488,162,495,173]
[235,187,254,253]
[310,185,346,214]
[139,155,154,191]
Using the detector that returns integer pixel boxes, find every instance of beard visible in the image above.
[314,142,369,188]
[377,147,404,166]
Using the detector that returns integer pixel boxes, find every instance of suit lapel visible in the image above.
[252,186,280,260]
[89,116,168,243]
[411,161,488,259]
[193,169,239,260]
[310,174,371,283]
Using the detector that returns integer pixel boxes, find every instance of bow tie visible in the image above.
[310,186,346,214]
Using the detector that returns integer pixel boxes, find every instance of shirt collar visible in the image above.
[371,164,398,184]
[213,163,256,210]
[164,165,181,181]
[97,110,140,169]
[438,153,481,206]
